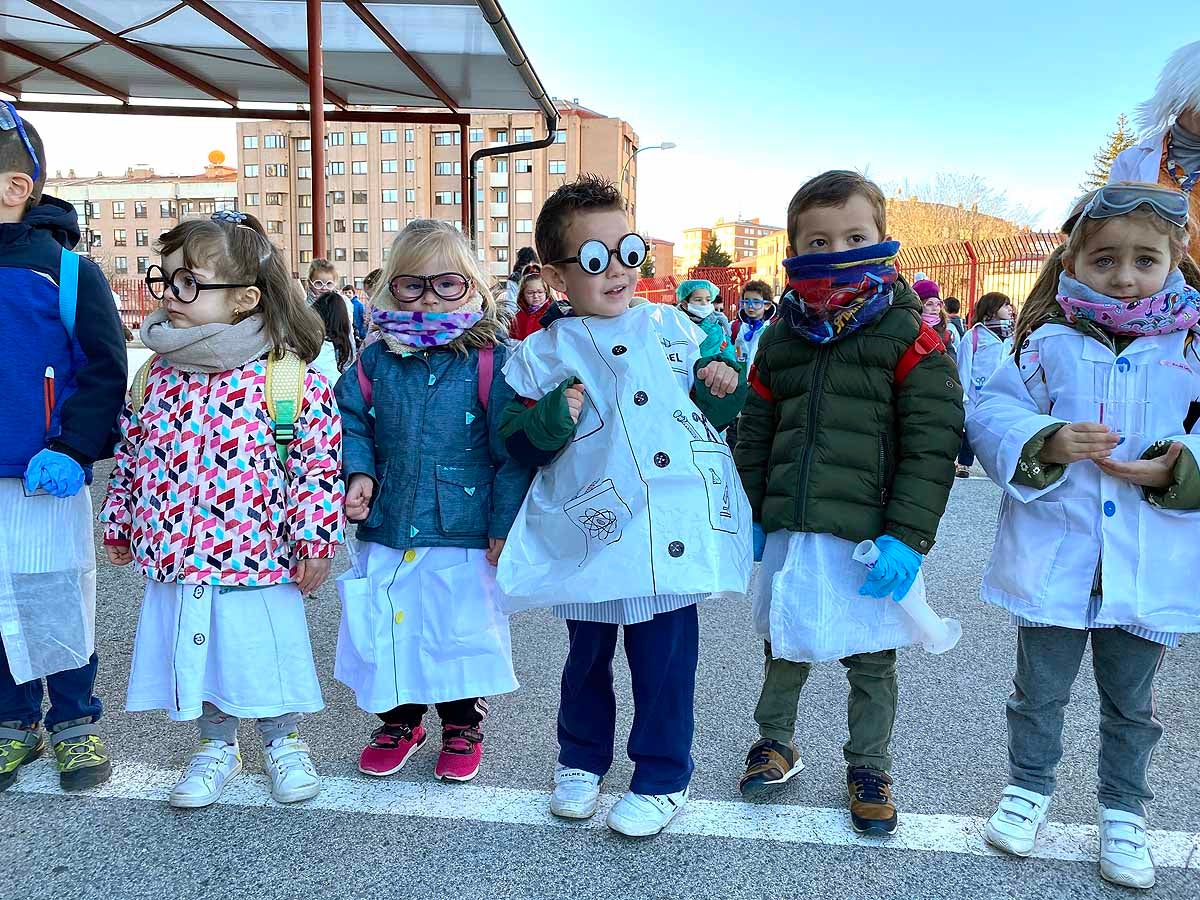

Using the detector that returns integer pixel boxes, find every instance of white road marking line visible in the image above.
[11,761,1200,868]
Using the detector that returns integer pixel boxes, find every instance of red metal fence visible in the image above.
[111,277,158,332]
[634,275,678,306]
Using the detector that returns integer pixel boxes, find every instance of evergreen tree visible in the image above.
[699,235,732,267]
[1082,114,1137,190]
[640,254,655,278]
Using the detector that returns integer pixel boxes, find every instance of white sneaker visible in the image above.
[264,734,320,804]
[984,785,1051,857]
[606,787,688,837]
[169,740,242,809]
[549,765,602,819]
[1099,805,1155,889]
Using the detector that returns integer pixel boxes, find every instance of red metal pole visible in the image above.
[459,122,470,234]
[307,0,326,261]
[963,240,979,317]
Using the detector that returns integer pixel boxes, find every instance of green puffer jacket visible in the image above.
[734,278,964,553]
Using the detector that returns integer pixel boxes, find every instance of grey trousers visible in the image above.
[197,701,300,747]
[1007,625,1166,816]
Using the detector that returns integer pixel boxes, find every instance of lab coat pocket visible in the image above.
[336,571,381,666]
[1134,502,1200,625]
[419,555,499,660]
[690,440,740,534]
[435,464,493,537]
[986,496,1068,609]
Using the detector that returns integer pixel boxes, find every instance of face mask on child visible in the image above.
[372,307,483,348]
[687,301,714,319]
[921,312,942,327]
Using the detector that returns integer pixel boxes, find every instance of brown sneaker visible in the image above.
[847,766,898,835]
[738,738,803,801]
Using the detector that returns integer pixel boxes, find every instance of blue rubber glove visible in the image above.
[752,522,766,562]
[23,449,85,498]
[858,535,923,600]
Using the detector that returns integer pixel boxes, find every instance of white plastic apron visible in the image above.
[498,303,752,612]
[0,480,96,684]
[335,541,518,711]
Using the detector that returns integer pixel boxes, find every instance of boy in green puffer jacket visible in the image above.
[734,171,963,836]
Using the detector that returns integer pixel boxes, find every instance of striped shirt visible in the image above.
[552,593,705,626]
[1013,594,1180,649]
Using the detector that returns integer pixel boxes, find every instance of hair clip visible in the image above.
[212,209,248,225]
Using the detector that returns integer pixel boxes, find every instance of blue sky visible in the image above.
[26,2,1197,247]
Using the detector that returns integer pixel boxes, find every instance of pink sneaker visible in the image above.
[358,723,427,777]
[434,723,483,782]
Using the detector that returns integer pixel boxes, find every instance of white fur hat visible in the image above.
[1135,40,1200,138]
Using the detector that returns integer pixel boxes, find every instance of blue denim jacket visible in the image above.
[336,340,533,550]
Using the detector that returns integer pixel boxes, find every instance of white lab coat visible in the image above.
[498,303,752,612]
[1109,134,1165,184]
[957,324,1012,414]
[967,324,1200,633]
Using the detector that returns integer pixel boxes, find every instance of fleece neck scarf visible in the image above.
[372,295,485,354]
[139,308,274,373]
[1056,269,1200,337]
[779,240,900,343]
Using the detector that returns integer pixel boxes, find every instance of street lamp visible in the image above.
[621,142,676,226]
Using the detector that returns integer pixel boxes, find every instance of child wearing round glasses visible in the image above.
[497,175,750,837]
[101,211,344,809]
[970,183,1200,889]
[333,219,533,785]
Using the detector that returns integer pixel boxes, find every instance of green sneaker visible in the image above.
[51,722,112,791]
[0,725,47,792]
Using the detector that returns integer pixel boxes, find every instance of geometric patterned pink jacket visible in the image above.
[100,356,345,586]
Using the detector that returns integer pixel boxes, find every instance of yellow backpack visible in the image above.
[129,351,306,465]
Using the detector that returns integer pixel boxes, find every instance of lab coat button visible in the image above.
[634,391,648,405]
[612,345,627,355]
[668,541,685,557]
[1103,500,1116,517]
[653,452,670,468]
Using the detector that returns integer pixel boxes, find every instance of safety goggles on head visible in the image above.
[389,272,471,303]
[0,102,41,184]
[549,233,647,275]
[1080,184,1190,229]
[146,265,253,304]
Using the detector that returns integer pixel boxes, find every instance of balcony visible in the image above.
[489,261,510,277]
[489,172,508,188]
[489,232,509,247]
[489,203,508,218]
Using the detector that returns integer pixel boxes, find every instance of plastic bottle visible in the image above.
[852,540,962,654]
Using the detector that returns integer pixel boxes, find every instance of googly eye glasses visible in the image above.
[389,272,471,303]
[549,233,648,276]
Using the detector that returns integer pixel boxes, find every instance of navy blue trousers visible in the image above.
[0,649,102,729]
[557,604,697,795]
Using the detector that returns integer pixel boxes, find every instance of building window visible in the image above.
[351,131,368,145]
[114,256,128,274]
[112,201,125,218]
[353,190,368,204]
[90,233,102,248]
[327,162,345,176]
[381,189,398,203]
[334,248,347,261]
[243,135,258,149]
[405,189,416,202]
[382,245,392,261]
[333,219,346,233]
[351,161,367,176]
[327,190,345,205]
[549,160,567,175]
[554,129,567,143]
[266,193,285,206]
[515,158,532,173]
[244,193,260,206]
[134,201,147,218]
[516,219,533,233]
[114,229,127,246]
[404,129,414,142]
[298,166,311,179]
[328,131,345,146]
[264,133,287,149]
[514,128,533,143]
[494,219,509,233]
[265,163,288,177]
[297,137,311,152]
[496,248,509,263]
[381,159,398,174]
[136,229,148,246]
[494,189,508,203]
[300,250,312,263]
[381,130,397,144]
[137,257,149,274]
[298,194,312,208]
[405,159,415,173]
[455,191,462,205]
[244,164,259,177]
[266,220,282,234]
[492,129,508,143]
[469,128,483,142]
[353,249,369,262]
[494,159,508,174]
[434,161,457,176]
[352,219,369,233]
[383,218,399,231]
[434,131,459,145]
[435,192,455,205]
[354,277,364,289]
[298,222,312,235]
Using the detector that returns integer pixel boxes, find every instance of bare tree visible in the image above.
[884,173,1040,247]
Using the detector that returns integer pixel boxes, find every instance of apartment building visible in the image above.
[713,217,784,263]
[646,237,674,279]
[47,163,238,278]
[237,100,639,286]
[676,227,712,279]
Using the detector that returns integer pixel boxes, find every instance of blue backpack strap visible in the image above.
[58,247,79,341]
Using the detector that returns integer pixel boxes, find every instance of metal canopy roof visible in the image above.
[0,0,556,119]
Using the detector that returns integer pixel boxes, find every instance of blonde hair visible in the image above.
[518,272,547,306]
[373,219,504,350]
[1013,188,1196,359]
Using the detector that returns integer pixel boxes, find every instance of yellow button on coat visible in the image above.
[403,549,417,563]
[394,611,405,624]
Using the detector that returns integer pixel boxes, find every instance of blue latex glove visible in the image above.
[858,535,923,600]
[752,522,766,562]
[23,449,85,498]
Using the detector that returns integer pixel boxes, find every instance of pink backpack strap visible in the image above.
[477,345,494,411]
[355,357,372,408]
[972,325,980,353]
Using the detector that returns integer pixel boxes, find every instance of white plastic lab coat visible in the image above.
[967,324,1200,633]
[498,303,752,611]
[957,324,1011,414]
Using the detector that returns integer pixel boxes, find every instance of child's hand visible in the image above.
[486,537,506,566]
[697,361,739,398]
[295,557,332,594]
[345,474,375,521]
[1095,441,1183,489]
[105,544,133,566]
[1039,423,1119,465]
[564,382,586,423]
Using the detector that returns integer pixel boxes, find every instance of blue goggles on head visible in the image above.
[1080,184,1189,228]
[0,102,40,184]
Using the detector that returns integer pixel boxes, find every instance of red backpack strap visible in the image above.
[731,320,741,342]
[355,357,372,408]
[894,322,945,387]
[477,345,494,411]
[748,363,774,402]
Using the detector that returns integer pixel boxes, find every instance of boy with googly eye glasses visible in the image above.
[496,175,752,837]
